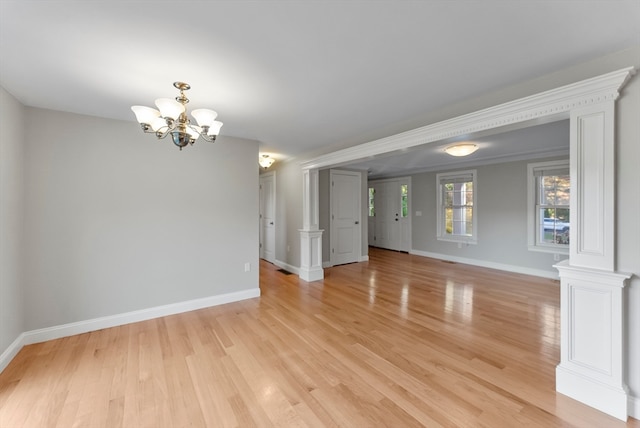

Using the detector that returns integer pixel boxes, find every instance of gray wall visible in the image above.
[0,88,25,353]
[273,159,303,269]
[21,108,260,330]
[411,157,568,276]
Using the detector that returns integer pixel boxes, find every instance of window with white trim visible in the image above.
[436,170,477,244]
[527,160,570,253]
[368,187,375,217]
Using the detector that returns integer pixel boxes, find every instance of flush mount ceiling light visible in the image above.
[259,154,275,169]
[444,143,478,157]
[131,82,223,150]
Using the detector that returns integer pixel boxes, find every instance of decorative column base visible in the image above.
[556,365,628,420]
[554,260,631,421]
[299,229,324,282]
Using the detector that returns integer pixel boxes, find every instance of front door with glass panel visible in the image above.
[369,177,411,252]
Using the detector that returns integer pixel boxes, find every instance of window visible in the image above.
[436,170,477,244]
[401,184,408,218]
[527,160,570,253]
[368,187,375,217]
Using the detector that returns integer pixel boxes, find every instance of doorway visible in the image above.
[259,171,275,263]
[369,177,411,252]
[329,169,362,266]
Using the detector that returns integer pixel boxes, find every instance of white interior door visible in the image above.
[259,172,275,263]
[330,170,361,266]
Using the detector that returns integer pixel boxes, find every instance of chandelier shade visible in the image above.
[191,109,218,127]
[154,98,185,120]
[131,106,160,124]
[131,82,223,150]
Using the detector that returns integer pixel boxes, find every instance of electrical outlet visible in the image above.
[244,262,251,272]
[553,253,560,261]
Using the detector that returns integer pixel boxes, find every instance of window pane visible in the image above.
[445,207,453,234]
[444,190,453,206]
[368,187,375,217]
[539,208,570,245]
[555,175,570,205]
[401,184,408,217]
[437,171,476,242]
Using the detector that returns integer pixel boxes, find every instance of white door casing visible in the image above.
[330,170,361,266]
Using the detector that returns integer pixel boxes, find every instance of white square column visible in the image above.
[299,169,324,282]
[555,98,632,421]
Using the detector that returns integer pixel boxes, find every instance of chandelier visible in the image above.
[131,82,223,150]
[259,154,275,169]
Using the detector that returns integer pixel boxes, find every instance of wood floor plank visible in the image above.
[1,247,639,427]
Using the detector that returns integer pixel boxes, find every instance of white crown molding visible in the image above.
[301,67,636,171]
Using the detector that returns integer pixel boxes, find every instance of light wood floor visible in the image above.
[1,248,638,427]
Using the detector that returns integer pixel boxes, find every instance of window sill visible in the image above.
[528,245,569,255]
[437,236,477,245]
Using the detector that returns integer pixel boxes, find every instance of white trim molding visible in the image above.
[301,67,635,171]
[0,288,260,374]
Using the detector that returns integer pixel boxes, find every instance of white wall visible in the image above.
[0,87,25,354]
[411,157,569,277]
[22,108,260,330]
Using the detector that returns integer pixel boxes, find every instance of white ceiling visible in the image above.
[349,119,570,179]
[1,1,638,172]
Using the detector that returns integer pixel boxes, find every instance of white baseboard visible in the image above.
[410,249,559,280]
[556,365,628,421]
[0,288,260,374]
[0,333,27,373]
[274,259,300,275]
[322,255,368,269]
[630,395,640,420]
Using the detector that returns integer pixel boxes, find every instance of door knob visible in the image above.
[270,222,274,225]
[355,221,359,224]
